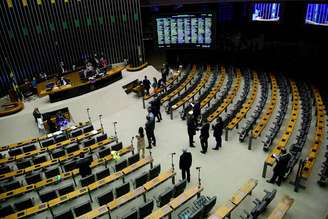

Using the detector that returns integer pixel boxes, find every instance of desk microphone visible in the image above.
[113,121,118,124]
[196,166,201,170]
[171,152,176,155]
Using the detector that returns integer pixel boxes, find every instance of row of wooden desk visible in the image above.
[161,65,197,104]
[200,66,226,109]
[301,87,325,179]
[172,65,211,111]
[252,74,278,138]
[263,80,300,178]
[0,128,102,165]
[207,69,242,123]
[0,122,90,152]
[0,145,132,201]
[226,71,259,130]
[5,156,153,219]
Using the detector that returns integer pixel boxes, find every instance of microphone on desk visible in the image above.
[196,166,201,170]
[113,121,118,124]
[171,152,176,155]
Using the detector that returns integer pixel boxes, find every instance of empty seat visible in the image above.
[111,142,123,151]
[3,181,20,191]
[134,172,149,188]
[115,159,128,172]
[0,205,14,218]
[0,166,11,175]
[55,134,67,143]
[39,190,58,202]
[65,143,79,154]
[83,125,94,133]
[98,147,111,158]
[16,159,32,169]
[33,155,48,165]
[80,174,95,187]
[14,198,34,211]
[25,173,42,185]
[52,149,65,159]
[83,138,96,147]
[95,168,110,180]
[73,201,92,217]
[158,187,174,207]
[115,182,130,198]
[63,160,77,172]
[22,144,36,153]
[58,183,75,196]
[96,134,107,142]
[97,190,114,206]
[71,129,83,138]
[120,209,138,219]
[54,209,74,219]
[128,153,140,165]
[41,138,55,147]
[8,148,23,157]
[45,167,60,178]
[173,179,187,198]
[138,199,154,219]
[149,164,161,180]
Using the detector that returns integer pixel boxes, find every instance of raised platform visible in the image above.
[126,62,148,72]
[0,101,24,117]
[37,66,124,103]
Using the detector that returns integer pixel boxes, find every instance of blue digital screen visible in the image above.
[306,4,328,26]
[156,14,213,48]
[252,3,280,22]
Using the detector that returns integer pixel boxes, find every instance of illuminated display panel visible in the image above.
[252,3,281,22]
[306,4,328,26]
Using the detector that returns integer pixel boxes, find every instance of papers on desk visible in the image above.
[70,126,77,130]
[53,130,63,136]
[91,130,98,134]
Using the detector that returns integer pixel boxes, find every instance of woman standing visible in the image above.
[136,127,146,158]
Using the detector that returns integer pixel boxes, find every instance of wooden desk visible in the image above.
[7,203,48,219]
[108,186,146,210]
[77,205,109,219]
[267,195,294,219]
[48,187,88,208]
[169,186,203,210]
[122,156,152,175]
[230,178,258,205]
[208,200,236,219]
[88,171,123,191]
[144,169,175,191]
[144,205,173,219]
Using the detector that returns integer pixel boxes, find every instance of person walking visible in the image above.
[212,117,223,150]
[143,76,151,96]
[153,95,162,122]
[187,113,196,147]
[267,148,292,186]
[193,100,201,125]
[200,120,210,154]
[145,115,156,149]
[179,148,192,183]
[135,127,145,158]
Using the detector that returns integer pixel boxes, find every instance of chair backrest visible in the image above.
[0,166,11,175]
[98,147,111,158]
[71,129,83,138]
[54,209,74,219]
[25,173,42,185]
[63,160,77,172]
[52,149,66,159]
[55,134,67,143]
[115,182,130,198]
[80,174,95,187]
[138,199,154,219]
[41,138,55,147]
[203,196,217,216]
[58,183,75,196]
[158,188,174,207]
[189,206,204,219]
[96,133,107,142]
[149,164,161,180]
[83,125,94,133]
[173,179,187,198]
[9,148,23,156]
[83,138,96,147]
[73,200,92,217]
[111,142,123,151]
[134,172,149,188]
[14,198,33,211]
[33,155,48,165]
[128,153,140,165]
[95,168,110,180]
[3,181,20,192]
[121,209,138,219]
[65,143,79,154]
[115,159,128,172]
[97,190,114,206]
[45,167,60,178]
[23,144,36,153]
[39,190,58,202]
[0,205,14,218]
[16,159,32,169]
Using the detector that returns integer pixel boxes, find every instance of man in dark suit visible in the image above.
[145,115,156,149]
[193,100,201,125]
[187,113,196,147]
[179,148,192,182]
[267,148,292,186]
[152,95,162,122]
[200,120,210,154]
[77,153,92,178]
[142,76,151,96]
[212,117,223,150]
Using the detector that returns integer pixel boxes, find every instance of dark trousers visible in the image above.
[181,168,190,182]
[188,133,194,146]
[147,131,156,147]
[144,88,150,95]
[156,111,162,121]
[269,170,284,185]
[201,137,208,152]
[215,136,222,148]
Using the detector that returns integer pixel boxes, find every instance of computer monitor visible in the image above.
[120,209,138,219]
[58,183,75,196]
[84,138,96,147]
[115,159,128,172]
[138,199,154,218]
[189,206,204,219]
[73,201,92,217]
[149,164,161,180]
[97,190,114,206]
[173,179,187,198]
[115,182,130,198]
[128,153,140,165]
[158,188,174,207]
[40,190,58,202]
[54,209,74,219]
[95,168,110,180]
[25,173,42,185]
[80,174,95,187]
[96,133,108,142]
[111,142,123,151]
[134,172,149,188]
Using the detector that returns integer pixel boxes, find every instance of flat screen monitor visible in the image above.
[155,13,214,48]
[305,4,328,26]
[252,3,281,22]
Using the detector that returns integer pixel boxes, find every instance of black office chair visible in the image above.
[55,134,67,143]
[83,138,96,147]
[115,159,128,172]
[65,143,80,154]
[9,148,23,156]
[0,205,15,218]
[25,173,43,185]
[39,190,58,202]
[98,147,111,158]
[0,166,11,175]
[45,167,61,178]
[149,164,161,180]
[97,190,114,206]
[14,198,34,211]
[173,179,187,198]
[120,209,138,219]
[134,171,149,188]
[73,200,92,217]
[71,129,83,138]
[22,144,36,153]
[58,183,75,196]
[95,168,110,180]
[3,181,21,192]
[54,209,74,219]
[138,199,154,219]
[83,125,94,133]
[96,133,108,142]
[52,149,65,159]
[41,138,55,147]
[128,153,140,165]
[33,155,48,165]
[16,159,32,169]
[80,174,95,187]
[189,206,204,219]
[111,142,123,151]
[63,160,77,172]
